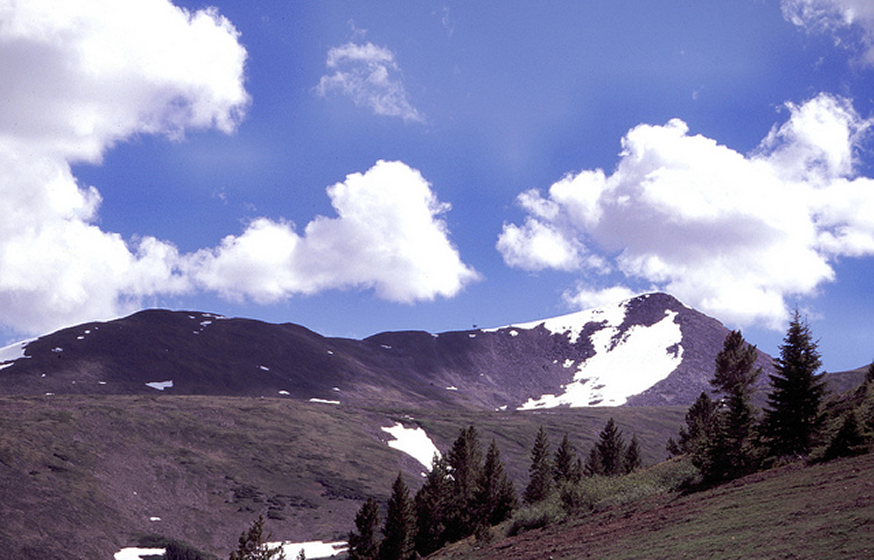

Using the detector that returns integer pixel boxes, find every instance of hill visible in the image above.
[0,395,684,560]
[430,453,874,560]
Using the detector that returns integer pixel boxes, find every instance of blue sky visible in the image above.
[2,0,874,372]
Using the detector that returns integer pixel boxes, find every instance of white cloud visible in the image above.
[316,41,425,123]
[0,0,248,334]
[190,160,479,303]
[498,93,874,329]
[563,286,638,311]
[783,0,874,65]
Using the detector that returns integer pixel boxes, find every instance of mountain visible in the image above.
[0,293,776,409]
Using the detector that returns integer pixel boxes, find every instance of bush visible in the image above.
[507,497,566,536]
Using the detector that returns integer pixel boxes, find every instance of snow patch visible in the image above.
[52,347,63,353]
[509,329,519,337]
[486,299,629,344]
[446,386,458,391]
[562,359,575,368]
[332,386,341,392]
[149,516,161,522]
[518,310,683,409]
[145,380,174,391]
[309,398,340,405]
[76,336,85,340]
[327,350,334,355]
[98,381,107,385]
[278,390,290,395]
[200,320,213,327]
[381,344,392,349]
[468,333,477,338]
[381,422,441,469]
[114,548,165,560]
[0,339,33,369]
[270,540,347,559]
[259,365,270,371]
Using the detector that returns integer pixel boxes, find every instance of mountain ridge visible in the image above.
[0,292,856,409]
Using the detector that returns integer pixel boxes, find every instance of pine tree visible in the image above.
[444,426,483,542]
[704,330,762,480]
[295,550,306,560]
[552,433,577,484]
[413,455,451,556]
[763,311,827,457]
[623,434,641,474]
[474,439,517,526]
[523,426,552,503]
[866,360,874,384]
[583,446,602,477]
[379,473,415,560]
[667,392,716,457]
[229,516,286,560]
[347,497,381,560]
[595,418,626,476]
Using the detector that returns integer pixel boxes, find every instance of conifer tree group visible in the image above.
[582,418,641,477]
[345,425,517,560]
[668,311,861,484]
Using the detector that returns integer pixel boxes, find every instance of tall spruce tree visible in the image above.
[523,426,552,503]
[474,439,518,526]
[444,426,483,542]
[413,455,451,556]
[379,473,415,560]
[763,311,827,457]
[229,516,286,560]
[552,433,577,484]
[347,497,381,560]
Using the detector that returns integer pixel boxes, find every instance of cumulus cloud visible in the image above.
[0,0,248,334]
[190,160,479,303]
[783,0,874,64]
[497,93,874,328]
[316,41,425,123]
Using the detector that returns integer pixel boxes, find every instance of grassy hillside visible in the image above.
[0,395,683,560]
[430,453,874,560]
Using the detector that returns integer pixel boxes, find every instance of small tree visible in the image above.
[414,455,451,556]
[624,434,642,474]
[667,392,716,457]
[379,473,416,560]
[594,418,626,476]
[474,439,517,526]
[866,360,874,384]
[523,426,552,503]
[822,412,866,461]
[763,311,827,457]
[347,497,381,560]
[229,516,286,560]
[552,433,577,484]
[444,426,483,541]
[296,550,306,560]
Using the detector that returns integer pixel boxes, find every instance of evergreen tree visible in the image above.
[763,311,827,457]
[552,433,577,484]
[229,516,286,560]
[444,426,483,542]
[523,426,552,503]
[667,392,716,456]
[705,330,762,480]
[474,439,518,526]
[347,497,381,560]
[595,418,626,476]
[413,455,451,556]
[379,473,415,560]
[867,360,874,384]
[583,446,602,477]
[623,434,642,474]
[823,412,866,461]
[296,550,306,560]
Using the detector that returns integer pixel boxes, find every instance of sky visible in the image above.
[2,0,874,372]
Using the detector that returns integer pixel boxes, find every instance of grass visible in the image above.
[430,453,874,560]
[0,395,684,560]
